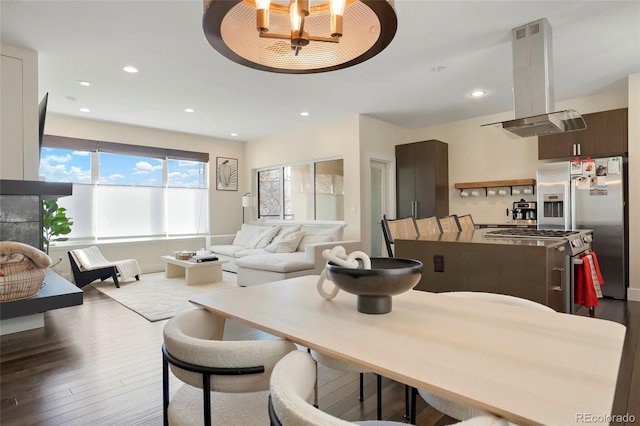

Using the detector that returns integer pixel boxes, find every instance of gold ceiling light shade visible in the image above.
[203,0,397,74]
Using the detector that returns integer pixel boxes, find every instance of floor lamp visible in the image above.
[242,193,257,224]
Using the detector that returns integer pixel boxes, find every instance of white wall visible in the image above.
[244,114,361,241]
[358,115,410,253]
[0,43,39,180]
[45,113,245,235]
[627,74,640,299]
[404,110,539,224]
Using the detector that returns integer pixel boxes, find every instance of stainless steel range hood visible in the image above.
[484,18,586,138]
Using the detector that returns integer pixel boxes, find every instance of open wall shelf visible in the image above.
[454,179,536,197]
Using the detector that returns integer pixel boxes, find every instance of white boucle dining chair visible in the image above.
[270,350,510,426]
[309,349,383,419]
[162,307,297,426]
[410,292,555,424]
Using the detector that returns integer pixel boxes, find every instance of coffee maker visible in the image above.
[513,199,537,224]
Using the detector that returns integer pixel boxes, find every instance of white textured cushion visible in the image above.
[234,249,269,258]
[296,235,333,252]
[163,307,296,393]
[232,224,265,247]
[236,253,313,273]
[249,226,281,249]
[276,225,302,237]
[270,351,349,426]
[300,225,344,241]
[210,245,246,257]
[265,230,305,253]
[168,384,270,426]
[270,351,407,426]
[417,388,486,423]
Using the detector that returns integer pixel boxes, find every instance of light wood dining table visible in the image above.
[189,276,626,425]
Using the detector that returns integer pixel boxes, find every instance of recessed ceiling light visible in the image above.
[78,80,91,86]
[430,65,446,72]
[184,108,195,113]
[471,90,486,97]
[230,133,238,137]
[123,66,138,73]
[300,112,310,117]
[80,108,91,112]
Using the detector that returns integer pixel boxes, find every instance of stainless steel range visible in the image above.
[484,228,594,313]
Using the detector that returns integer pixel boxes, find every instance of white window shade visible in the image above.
[56,184,95,240]
[96,186,164,238]
[166,188,209,235]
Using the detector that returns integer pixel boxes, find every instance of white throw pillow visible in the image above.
[233,231,256,247]
[296,235,333,252]
[276,225,302,237]
[265,230,305,253]
[232,224,264,247]
[249,226,281,249]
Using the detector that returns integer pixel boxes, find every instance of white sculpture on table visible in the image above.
[316,246,371,300]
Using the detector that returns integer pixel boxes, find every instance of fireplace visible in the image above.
[0,180,72,250]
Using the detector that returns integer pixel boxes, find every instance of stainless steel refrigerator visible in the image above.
[537,156,627,299]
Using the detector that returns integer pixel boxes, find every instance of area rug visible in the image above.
[90,271,238,322]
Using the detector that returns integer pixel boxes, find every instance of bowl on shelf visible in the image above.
[325,257,423,314]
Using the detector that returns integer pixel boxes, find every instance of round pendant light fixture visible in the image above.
[203,0,397,74]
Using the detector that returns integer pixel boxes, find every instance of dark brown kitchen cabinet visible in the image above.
[538,108,628,160]
[396,139,448,219]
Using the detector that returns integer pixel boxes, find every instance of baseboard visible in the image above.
[627,287,640,302]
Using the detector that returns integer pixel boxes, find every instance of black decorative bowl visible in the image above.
[325,258,423,314]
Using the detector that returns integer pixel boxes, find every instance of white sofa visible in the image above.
[207,223,361,286]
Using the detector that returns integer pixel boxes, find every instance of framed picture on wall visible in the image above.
[216,157,238,191]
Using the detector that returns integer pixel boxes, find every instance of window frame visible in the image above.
[256,157,344,222]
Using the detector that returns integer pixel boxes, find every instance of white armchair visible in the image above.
[270,350,510,426]
[68,246,141,288]
[162,307,296,426]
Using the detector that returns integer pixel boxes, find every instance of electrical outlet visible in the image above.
[434,255,444,272]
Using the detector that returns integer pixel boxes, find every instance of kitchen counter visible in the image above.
[408,228,565,248]
[475,223,536,229]
[395,229,567,312]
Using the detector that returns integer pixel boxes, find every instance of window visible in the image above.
[39,135,209,240]
[257,158,344,221]
[315,159,344,221]
[167,159,207,188]
[258,169,281,219]
[39,147,91,184]
[99,152,162,186]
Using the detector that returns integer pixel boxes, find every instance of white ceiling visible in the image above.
[2,1,639,142]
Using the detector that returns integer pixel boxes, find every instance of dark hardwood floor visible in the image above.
[1,286,638,425]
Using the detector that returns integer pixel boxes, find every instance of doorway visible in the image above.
[370,160,388,257]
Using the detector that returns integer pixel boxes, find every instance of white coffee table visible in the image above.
[160,255,227,286]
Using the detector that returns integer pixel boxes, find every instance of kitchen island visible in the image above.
[395,228,568,312]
